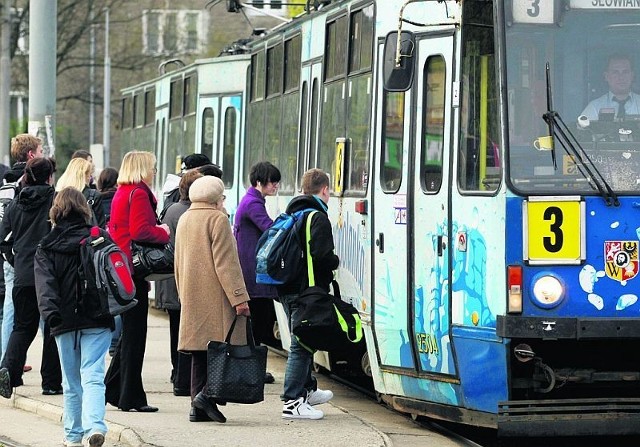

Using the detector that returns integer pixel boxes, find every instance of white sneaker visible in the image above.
[282,397,324,419]
[307,388,333,406]
[62,439,83,447]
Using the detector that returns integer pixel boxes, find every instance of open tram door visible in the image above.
[372,29,459,400]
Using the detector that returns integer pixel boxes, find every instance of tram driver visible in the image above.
[579,54,640,122]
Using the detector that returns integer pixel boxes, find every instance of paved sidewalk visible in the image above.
[0,308,462,447]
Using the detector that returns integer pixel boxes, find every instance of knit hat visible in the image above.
[189,176,224,205]
[181,153,211,171]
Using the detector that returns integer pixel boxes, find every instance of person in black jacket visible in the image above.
[0,157,62,398]
[34,187,112,447]
[1,134,44,369]
[277,168,338,420]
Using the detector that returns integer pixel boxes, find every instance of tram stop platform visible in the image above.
[0,307,465,447]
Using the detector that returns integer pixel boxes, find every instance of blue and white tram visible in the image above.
[120,54,250,220]
[121,0,640,437]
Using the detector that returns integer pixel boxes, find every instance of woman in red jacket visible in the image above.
[105,151,169,412]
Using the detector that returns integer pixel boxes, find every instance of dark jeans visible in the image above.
[167,308,191,390]
[1,285,61,389]
[280,293,316,401]
[105,278,149,410]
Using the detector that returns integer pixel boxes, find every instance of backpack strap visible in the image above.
[305,210,318,287]
[86,188,98,206]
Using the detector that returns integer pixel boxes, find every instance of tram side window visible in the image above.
[457,1,500,193]
[421,56,445,193]
[319,16,348,177]
[222,107,236,188]
[133,94,143,128]
[168,78,184,178]
[281,35,301,194]
[170,79,183,119]
[184,76,196,116]
[346,73,371,192]
[344,5,374,193]
[381,91,405,193]
[144,89,155,126]
[201,107,215,161]
[122,97,132,129]
[245,51,266,187]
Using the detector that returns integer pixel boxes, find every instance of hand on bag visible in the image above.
[235,302,250,316]
[159,223,170,235]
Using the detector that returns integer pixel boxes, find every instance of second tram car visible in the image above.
[121,0,640,437]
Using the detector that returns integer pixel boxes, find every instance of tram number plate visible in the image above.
[527,200,582,262]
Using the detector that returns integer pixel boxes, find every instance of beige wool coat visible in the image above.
[175,202,250,351]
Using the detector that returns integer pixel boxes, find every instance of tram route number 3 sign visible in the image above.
[526,199,583,264]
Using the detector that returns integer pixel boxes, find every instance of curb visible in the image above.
[0,391,145,446]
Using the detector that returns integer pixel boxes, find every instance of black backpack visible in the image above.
[159,187,180,222]
[77,226,137,318]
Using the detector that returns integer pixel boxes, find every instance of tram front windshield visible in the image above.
[505,1,640,194]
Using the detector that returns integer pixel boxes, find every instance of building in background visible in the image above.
[4,0,296,167]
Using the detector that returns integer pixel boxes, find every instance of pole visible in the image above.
[103,7,110,166]
[28,0,57,156]
[89,5,96,145]
[0,2,12,165]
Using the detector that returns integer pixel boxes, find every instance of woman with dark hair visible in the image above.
[35,187,112,447]
[0,157,62,399]
[233,161,281,384]
[104,151,169,413]
[97,167,120,355]
[97,167,118,225]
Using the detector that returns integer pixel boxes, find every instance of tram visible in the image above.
[120,0,640,437]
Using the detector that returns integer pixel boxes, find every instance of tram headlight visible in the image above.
[530,273,565,308]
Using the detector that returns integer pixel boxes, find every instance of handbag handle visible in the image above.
[224,315,257,348]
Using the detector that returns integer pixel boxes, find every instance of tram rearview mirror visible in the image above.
[383,31,415,92]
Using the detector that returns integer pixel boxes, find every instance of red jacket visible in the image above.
[108,182,170,264]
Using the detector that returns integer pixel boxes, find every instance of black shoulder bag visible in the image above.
[128,187,175,281]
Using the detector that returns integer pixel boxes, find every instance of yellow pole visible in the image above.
[479,55,489,190]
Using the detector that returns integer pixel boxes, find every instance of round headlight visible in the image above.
[531,274,565,308]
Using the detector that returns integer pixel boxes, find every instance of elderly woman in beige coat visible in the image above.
[175,175,250,424]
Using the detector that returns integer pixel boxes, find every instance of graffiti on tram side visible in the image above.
[333,212,366,295]
[416,332,439,355]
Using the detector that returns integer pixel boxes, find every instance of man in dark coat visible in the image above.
[278,169,338,420]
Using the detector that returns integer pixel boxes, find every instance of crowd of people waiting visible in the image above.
[0,135,339,447]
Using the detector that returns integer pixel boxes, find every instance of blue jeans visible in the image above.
[280,294,316,401]
[1,263,14,360]
[55,328,111,442]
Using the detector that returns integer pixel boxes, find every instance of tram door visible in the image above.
[197,96,220,164]
[154,105,169,193]
[372,34,457,378]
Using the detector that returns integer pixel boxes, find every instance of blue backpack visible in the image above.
[255,208,314,285]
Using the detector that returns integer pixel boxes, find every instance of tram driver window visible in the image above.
[457,18,500,193]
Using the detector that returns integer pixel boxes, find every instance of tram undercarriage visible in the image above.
[498,316,640,436]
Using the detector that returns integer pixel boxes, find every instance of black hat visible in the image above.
[181,153,211,171]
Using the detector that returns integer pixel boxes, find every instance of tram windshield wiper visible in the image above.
[542,63,619,207]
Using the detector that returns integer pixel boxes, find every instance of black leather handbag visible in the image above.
[128,186,175,281]
[131,240,175,281]
[205,316,267,404]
